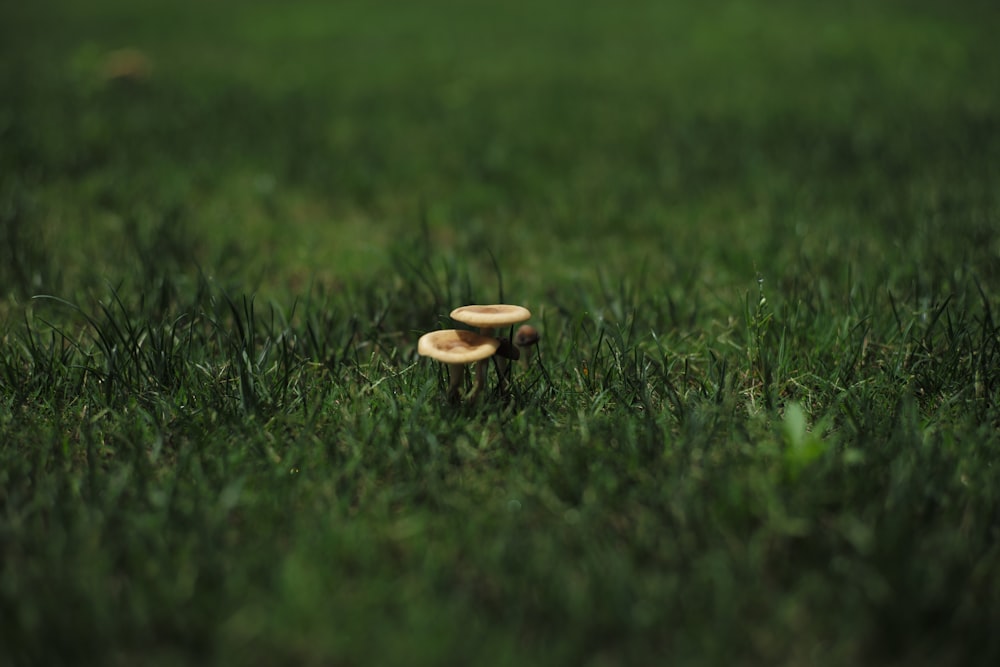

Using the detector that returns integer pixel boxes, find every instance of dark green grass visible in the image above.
[2,1,1000,665]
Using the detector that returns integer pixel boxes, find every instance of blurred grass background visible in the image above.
[3,0,997,301]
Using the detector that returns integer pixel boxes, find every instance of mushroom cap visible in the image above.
[450,304,531,329]
[417,329,500,364]
[102,48,152,82]
[514,324,540,347]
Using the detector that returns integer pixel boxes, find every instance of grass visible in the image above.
[2,0,1000,665]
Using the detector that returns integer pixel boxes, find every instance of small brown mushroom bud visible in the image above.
[514,325,540,367]
[514,325,539,347]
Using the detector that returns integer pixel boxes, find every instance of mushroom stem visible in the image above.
[493,338,520,394]
[468,363,486,400]
[514,325,540,368]
[447,363,465,403]
[471,327,496,399]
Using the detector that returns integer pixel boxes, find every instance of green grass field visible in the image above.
[2,1,999,664]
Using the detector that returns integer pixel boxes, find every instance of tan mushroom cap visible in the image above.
[417,329,500,364]
[450,304,531,329]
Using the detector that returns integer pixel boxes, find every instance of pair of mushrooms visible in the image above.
[418,304,539,401]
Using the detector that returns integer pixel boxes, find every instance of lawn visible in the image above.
[2,1,999,665]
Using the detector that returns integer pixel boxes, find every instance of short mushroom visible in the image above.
[102,48,152,84]
[513,324,540,366]
[450,304,532,396]
[418,329,500,402]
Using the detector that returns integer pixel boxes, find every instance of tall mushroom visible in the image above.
[417,329,500,402]
[450,304,531,397]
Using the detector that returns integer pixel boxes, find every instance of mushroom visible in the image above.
[450,304,532,396]
[101,48,152,84]
[417,329,500,402]
[513,324,540,367]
